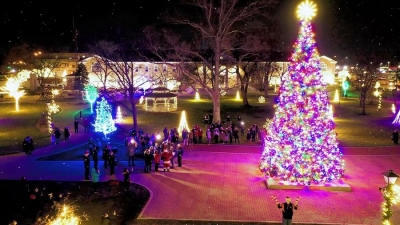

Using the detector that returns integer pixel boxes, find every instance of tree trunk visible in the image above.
[241,80,250,107]
[130,99,138,131]
[212,93,221,123]
[264,76,269,98]
[361,93,366,115]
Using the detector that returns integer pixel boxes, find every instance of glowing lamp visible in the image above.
[156,134,161,140]
[241,121,244,126]
[297,0,317,21]
[392,104,396,114]
[130,139,135,144]
[382,170,399,185]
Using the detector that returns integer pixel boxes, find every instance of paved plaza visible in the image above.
[0,135,399,224]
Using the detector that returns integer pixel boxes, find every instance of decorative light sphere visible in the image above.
[297,0,317,21]
[258,96,266,103]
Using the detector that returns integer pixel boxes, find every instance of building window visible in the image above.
[135,65,139,72]
[163,65,167,72]
[154,65,158,72]
[145,65,149,72]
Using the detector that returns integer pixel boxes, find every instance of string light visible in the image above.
[381,184,400,225]
[392,104,396,114]
[45,204,88,225]
[334,89,339,102]
[178,110,190,134]
[236,91,241,101]
[51,89,60,99]
[258,96,266,103]
[259,3,344,185]
[93,97,117,138]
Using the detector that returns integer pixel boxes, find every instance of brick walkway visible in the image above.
[0,143,399,224]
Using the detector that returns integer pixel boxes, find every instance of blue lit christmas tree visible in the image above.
[93,97,116,138]
[259,0,344,185]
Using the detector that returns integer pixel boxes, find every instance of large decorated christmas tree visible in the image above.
[93,97,117,138]
[259,0,344,185]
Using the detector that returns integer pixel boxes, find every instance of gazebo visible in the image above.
[144,87,178,112]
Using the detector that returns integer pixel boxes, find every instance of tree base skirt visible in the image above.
[265,177,351,192]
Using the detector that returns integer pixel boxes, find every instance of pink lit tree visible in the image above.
[259,0,344,185]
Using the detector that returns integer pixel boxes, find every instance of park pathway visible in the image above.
[0,142,399,224]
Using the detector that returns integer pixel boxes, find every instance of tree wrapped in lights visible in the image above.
[1,74,26,111]
[93,97,116,138]
[381,184,400,225]
[84,84,98,113]
[259,0,344,185]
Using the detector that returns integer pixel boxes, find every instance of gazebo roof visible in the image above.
[145,87,177,98]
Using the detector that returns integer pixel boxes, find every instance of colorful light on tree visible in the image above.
[178,110,190,134]
[84,84,98,113]
[1,74,26,111]
[93,97,116,138]
[115,106,123,123]
[259,0,344,185]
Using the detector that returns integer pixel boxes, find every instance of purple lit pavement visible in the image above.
[0,142,399,224]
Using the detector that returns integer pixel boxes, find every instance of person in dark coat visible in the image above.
[108,150,116,175]
[143,149,152,173]
[64,127,70,142]
[176,144,184,167]
[103,146,110,169]
[83,150,90,180]
[92,147,99,170]
[122,168,132,192]
[54,128,61,144]
[392,129,399,145]
[275,196,299,225]
[74,119,79,133]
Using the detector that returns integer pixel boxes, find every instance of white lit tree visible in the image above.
[1,73,26,111]
[84,84,98,113]
[93,97,117,138]
[115,106,123,123]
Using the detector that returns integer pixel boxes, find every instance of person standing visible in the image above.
[275,196,299,225]
[74,119,79,133]
[103,146,110,169]
[126,138,137,167]
[144,149,152,173]
[177,144,184,167]
[54,128,61,144]
[161,148,172,172]
[392,129,399,145]
[64,127,70,142]
[92,146,99,170]
[83,150,90,180]
[91,167,100,193]
[108,150,116,175]
[122,168,132,192]
[153,150,161,172]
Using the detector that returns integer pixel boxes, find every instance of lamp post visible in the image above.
[379,170,400,225]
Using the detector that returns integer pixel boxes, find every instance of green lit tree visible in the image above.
[93,97,116,138]
[84,84,98,113]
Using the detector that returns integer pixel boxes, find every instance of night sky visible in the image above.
[1,0,400,64]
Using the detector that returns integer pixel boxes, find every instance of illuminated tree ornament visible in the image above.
[259,0,344,185]
[236,91,241,101]
[334,89,340,102]
[1,74,26,111]
[93,97,117,138]
[297,0,317,21]
[84,84,98,113]
[178,110,190,134]
[115,106,123,123]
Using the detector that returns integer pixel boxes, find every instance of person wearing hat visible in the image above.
[83,150,90,180]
